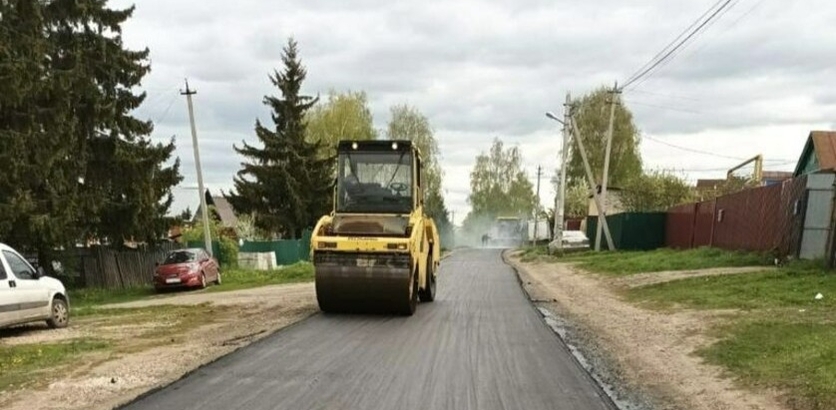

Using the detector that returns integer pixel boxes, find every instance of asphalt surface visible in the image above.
[121,249,614,410]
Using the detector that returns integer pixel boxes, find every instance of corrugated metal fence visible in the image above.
[666,176,808,255]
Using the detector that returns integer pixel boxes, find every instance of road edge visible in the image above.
[501,249,645,410]
[111,309,319,410]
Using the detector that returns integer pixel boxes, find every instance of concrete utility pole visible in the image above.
[545,93,572,253]
[595,81,620,251]
[533,165,542,245]
[569,115,616,251]
[182,79,213,256]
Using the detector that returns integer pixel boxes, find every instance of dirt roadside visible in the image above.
[0,283,317,410]
[507,254,787,410]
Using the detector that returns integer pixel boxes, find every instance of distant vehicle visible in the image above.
[0,243,70,330]
[153,249,221,292]
[488,216,525,247]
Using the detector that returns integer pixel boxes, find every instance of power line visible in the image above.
[624,0,726,85]
[622,0,737,89]
[627,0,743,91]
[624,98,704,114]
[642,134,794,163]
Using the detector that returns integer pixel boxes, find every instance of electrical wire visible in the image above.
[642,134,794,163]
[622,0,737,89]
[626,0,743,91]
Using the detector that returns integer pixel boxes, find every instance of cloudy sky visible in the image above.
[112,0,836,224]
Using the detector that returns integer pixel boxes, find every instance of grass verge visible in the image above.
[628,264,836,409]
[519,246,770,275]
[0,339,110,391]
[70,262,314,313]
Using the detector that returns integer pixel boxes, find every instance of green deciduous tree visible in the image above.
[305,90,377,155]
[620,170,695,212]
[227,39,331,239]
[465,138,536,231]
[386,104,452,242]
[568,87,643,188]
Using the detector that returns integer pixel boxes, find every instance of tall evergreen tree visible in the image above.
[0,1,182,262]
[228,39,332,239]
[44,0,181,245]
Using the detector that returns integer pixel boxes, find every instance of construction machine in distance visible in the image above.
[311,140,441,316]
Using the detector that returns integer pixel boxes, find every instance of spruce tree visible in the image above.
[44,0,182,245]
[0,1,181,261]
[228,39,333,239]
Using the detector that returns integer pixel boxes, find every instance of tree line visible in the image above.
[0,1,181,266]
[462,86,749,238]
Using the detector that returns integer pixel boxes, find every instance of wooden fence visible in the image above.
[56,243,182,290]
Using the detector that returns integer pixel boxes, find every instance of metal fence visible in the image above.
[666,175,808,255]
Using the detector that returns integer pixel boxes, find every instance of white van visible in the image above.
[0,243,70,330]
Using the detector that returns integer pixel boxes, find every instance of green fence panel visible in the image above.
[299,229,312,262]
[586,212,665,251]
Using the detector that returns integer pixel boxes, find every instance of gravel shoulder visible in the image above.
[508,253,787,410]
[0,283,317,410]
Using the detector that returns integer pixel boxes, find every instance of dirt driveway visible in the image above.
[0,283,317,410]
[508,253,787,410]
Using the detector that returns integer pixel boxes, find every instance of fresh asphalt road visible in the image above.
[121,249,614,410]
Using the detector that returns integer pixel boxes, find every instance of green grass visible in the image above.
[570,247,769,275]
[70,263,314,313]
[0,339,110,391]
[700,319,836,410]
[519,246,770,275]
[71,287,157,311]
[626,263,836,409]
[206,262,313,292]
[629,265,836,310]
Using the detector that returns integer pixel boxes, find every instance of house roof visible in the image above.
[209,195,238,228]
[194,190,239,228]
[794,131,836,176]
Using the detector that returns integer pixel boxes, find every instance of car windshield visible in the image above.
[163,251,196,265]
[336,151,413,214]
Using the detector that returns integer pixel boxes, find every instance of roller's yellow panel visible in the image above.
[311,140,441,316]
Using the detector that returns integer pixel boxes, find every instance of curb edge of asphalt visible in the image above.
[501,249,635,410]
[110,310,320,410]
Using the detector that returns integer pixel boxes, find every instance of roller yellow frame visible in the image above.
[310,140,441,315]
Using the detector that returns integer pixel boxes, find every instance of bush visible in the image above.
[218,237,238,268]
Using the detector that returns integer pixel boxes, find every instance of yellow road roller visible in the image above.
[311,140,441,315]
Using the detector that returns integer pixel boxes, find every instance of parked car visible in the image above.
[0,243,70,330]
[153,249,221,292]
[548,230,591,253]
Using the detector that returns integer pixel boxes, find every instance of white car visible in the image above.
[0,243,70,330]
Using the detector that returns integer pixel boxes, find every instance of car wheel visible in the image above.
[200,272,207,289]
[215,271,222,285]
[46,297,69,329]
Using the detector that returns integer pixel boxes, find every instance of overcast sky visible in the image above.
[112,0,836,224]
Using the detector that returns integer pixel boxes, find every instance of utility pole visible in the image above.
[533,165,542,245]
[569,114,616,251]
[555,92,571,253]
[595,81,620,251]
[182,79,213,256]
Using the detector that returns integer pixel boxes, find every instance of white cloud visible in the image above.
[108,0,836,222]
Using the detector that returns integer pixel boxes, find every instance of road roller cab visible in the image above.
[311,140,441,315]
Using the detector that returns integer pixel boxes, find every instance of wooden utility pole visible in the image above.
[182,79,213,256]
[595,81,620,251]
[569,115,616,251]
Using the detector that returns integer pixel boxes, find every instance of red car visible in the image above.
[154,249,221,292]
